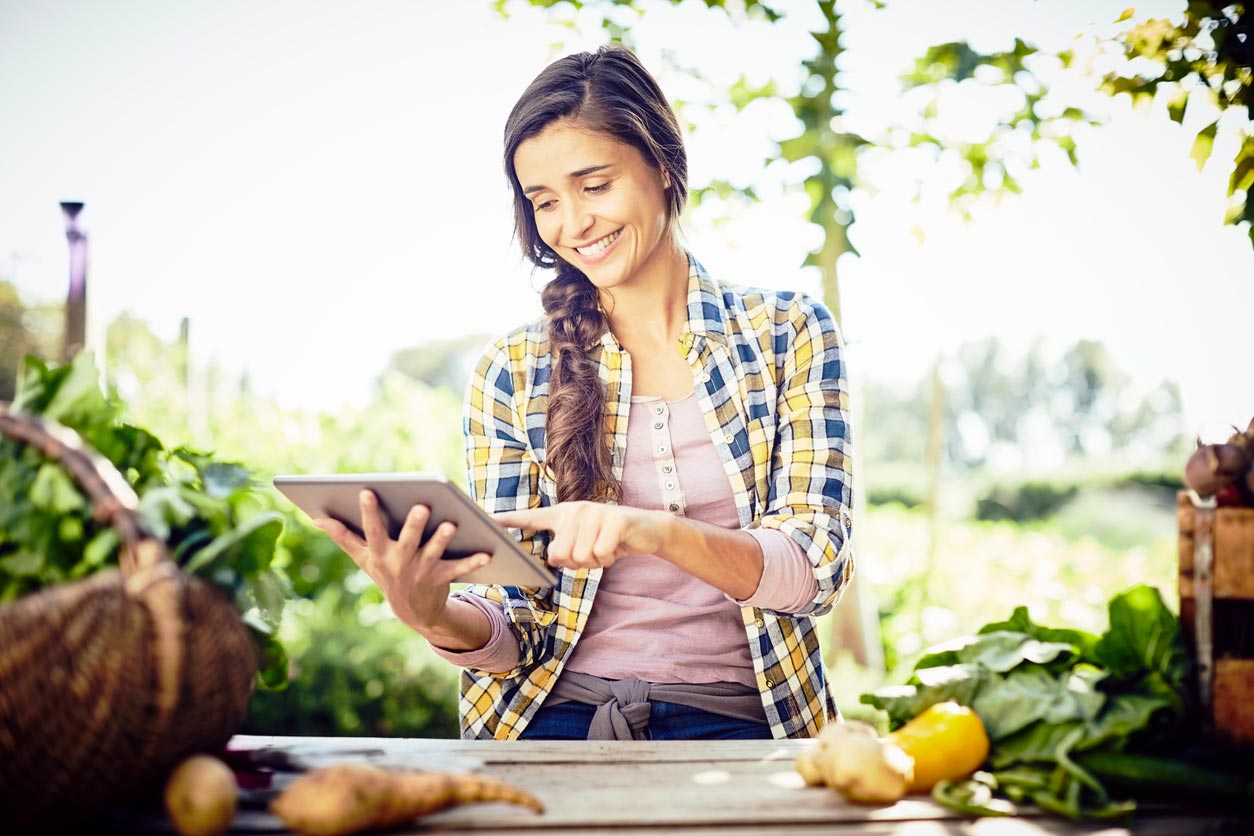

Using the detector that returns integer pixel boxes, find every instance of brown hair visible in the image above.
[503,45,688,503]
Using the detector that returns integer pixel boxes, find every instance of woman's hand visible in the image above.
[494,501,674,570]
[313,489,490,630]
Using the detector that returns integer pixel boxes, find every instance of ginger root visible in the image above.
[270,763,544,836]
[796,721,914,805]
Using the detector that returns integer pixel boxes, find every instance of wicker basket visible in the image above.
[0,408,258,827]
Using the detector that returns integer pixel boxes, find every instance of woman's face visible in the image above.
[514,120,673,292]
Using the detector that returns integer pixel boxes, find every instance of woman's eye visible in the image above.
[586,183,610,194]
[534,200,555,213]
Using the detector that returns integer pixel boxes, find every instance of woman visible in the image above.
[316,44,854,741]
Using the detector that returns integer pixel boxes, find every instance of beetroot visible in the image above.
[1185,417,1254,507]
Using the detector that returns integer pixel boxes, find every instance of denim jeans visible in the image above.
[519,699,773,741]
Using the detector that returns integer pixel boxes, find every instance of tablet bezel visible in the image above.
[273,472,556,588]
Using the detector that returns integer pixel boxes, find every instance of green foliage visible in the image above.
[899,37,1096,220]
[836,501,1178,680]
[976,481,1079,523]
[244,586,461,738]
[0,279,59,402]
[1102,5,1253,247]
[862,585,1193,819]
[0,351,291,688]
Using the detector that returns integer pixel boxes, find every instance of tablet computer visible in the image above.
[273,472,556,588]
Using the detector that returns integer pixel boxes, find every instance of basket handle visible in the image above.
[0,405,170,576]
[0,405,185,730]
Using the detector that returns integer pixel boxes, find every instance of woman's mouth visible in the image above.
[573,229,622,262]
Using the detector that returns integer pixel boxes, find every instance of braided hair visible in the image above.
[503,45,687,502]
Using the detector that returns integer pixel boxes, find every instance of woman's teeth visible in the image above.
[577,230,621,256]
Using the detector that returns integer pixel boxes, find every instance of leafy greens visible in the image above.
[0,352,290,689]
[862,585,1196,819]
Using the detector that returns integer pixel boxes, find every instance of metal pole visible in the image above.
[60,202,87,362]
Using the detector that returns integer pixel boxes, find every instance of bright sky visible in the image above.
[1,0,1250,443]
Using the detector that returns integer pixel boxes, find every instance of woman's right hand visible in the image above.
[313,489,490,631]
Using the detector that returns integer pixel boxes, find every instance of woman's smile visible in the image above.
[573,228,623,263]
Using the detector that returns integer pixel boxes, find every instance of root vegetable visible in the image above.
[164,755,238,836]
[269,763,544,836]
[795,721,913,805]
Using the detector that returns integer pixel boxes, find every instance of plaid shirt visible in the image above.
[458,255,854,740]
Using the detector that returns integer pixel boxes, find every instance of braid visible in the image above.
[541,267,619,503]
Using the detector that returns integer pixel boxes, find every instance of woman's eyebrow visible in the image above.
[523,164,613,195]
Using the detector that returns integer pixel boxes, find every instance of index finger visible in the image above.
[493,507,555,531]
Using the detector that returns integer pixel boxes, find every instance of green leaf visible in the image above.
[864,662,992,729]
[0,549,44,576]
[82,528,119,569]
[991,719,1084,768]
[1166,86,1189,124]
[1093,585,1189,686]
[30,464,86,515]
[1079,692,1173,752]
[251,627,289,690]
[979,606,1101,663]
[1189,120,1218,171]
[183,512,284,576]
[1115,8,1135,23]
[237,567,292,631]
[972,665,1106,741]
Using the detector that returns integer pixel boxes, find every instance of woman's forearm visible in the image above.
[408,595,494,652]
[656,514,765,600]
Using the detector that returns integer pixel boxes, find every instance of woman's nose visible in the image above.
[562,197,594,239]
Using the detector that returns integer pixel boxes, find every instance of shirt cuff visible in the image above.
[426,591,522,673]
[731,529,819,613]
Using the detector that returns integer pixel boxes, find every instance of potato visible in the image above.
[164,754,238,836]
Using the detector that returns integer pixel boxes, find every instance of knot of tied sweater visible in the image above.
[543,670,768,741]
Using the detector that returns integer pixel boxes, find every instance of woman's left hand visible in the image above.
[495,501,674,570]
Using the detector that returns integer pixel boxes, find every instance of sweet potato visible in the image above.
[269,763,543,836]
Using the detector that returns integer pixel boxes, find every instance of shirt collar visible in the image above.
[680,253,728,353]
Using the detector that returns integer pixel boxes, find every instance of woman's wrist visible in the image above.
[408,596,494,652]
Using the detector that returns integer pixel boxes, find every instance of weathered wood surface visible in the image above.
[202,736,1254,836]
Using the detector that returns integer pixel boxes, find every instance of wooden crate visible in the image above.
[1178,492,1254,745]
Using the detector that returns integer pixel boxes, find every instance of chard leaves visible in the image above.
[861,584,1196,820]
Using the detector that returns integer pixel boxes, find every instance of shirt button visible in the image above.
[668,503,680,512]
[700,373,711,383]
[764,677,775,689]
[724,434,734,444]
[754,617,765,628]
[665,480,675,490]
[658,445,668,454]
[662,465,673,474]
[654,405,664,415]
[653,421,664,430]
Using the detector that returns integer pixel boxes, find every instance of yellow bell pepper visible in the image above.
[887,701,990,794]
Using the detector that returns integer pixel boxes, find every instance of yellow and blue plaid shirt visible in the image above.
[459,255,854,739]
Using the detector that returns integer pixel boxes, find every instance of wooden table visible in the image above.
[154,735,1254,835]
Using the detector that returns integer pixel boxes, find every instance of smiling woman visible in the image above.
[315,44,856,744]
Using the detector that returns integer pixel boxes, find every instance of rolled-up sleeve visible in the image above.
[460,338,558,676]
[754,295,854,617]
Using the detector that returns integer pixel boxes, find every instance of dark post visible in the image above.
[60,202,87,362]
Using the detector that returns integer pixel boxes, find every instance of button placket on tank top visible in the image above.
[649,401,685,515]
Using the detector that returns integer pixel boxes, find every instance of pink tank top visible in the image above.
[432,393,817,682]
